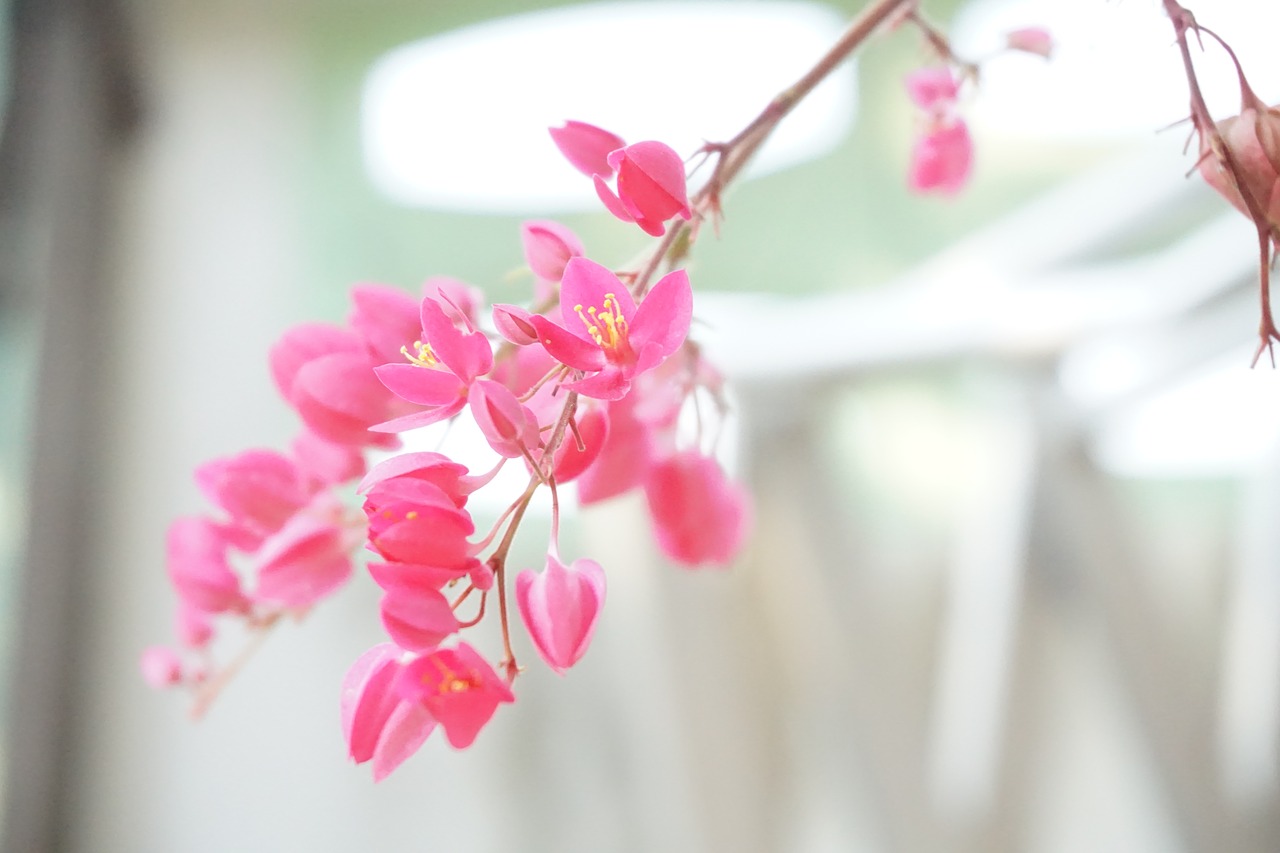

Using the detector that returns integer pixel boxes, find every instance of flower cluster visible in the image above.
[145,120,750,780]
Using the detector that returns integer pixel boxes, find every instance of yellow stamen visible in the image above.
[401,340,441,368]
[573,293,629,351]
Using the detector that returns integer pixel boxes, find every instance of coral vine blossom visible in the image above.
[529,257,692,400]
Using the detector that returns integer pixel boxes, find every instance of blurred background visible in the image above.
[3,0,1280,850]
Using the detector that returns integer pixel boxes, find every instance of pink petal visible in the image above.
[166,517,246,613]
[530,315,607,372]
[550,120,625,178]
[194,449,308,541]
[375,363,466,407]
[593,173,637,225]
[419,297,493,383]
[1005,27,1053,59]
[645,452,751,567]
[560,257,637,327]
[380,587,461,652]
[521,220,584,282]
[370,701,437,782]
[357,451,471,504]
[627,269,692,363]
[252,514,352,607]
[293,352,399,448]
[907,120,974,196]
[348,284,421,365]
[140,646,184,688]
[268,323,362,404]
[341,644,407,764]
[290,428,367,488]
[577,397,653,504]
[904,66,959,111]
[550,406,608,484]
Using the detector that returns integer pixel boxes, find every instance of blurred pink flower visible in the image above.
[645,452,750,567]
[908,120,973,196]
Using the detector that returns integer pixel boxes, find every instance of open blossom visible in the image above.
[373,295,495,433]
[530,257,692,400]
[394,642,515,749]
[516,555,606,674]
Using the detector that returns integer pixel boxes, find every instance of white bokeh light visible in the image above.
[951,0,1280,140]
[361,1,855,213]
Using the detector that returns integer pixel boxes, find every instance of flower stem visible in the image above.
[633,0,916,297]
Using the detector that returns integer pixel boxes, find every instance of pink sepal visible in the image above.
[549,120,625,178]
[1005,27,1053,59]
[492,304,541,346]
[521,220,584,283]
[515,555,606,674]
[468,380,541,459]
[357,451,471,505]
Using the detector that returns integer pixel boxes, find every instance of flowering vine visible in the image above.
[142,0,1270,781]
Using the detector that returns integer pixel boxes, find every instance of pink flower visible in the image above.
[348,284,421,365]
[395,643,515,749]
[194,449,310,548]
[269,324,402,449]
[341,644,437,781]
[905,67,959,111]
[251,510,354,608]
[593,142,692,236]
[290,428,366,489]
[550,120,626,178]
[166,517,248,614]
[373,296,495,433]
[531,257,692,400]
[522,220,584,284]
[140,646,184,688]
[645,452,750,567]
[908,120,973,196]
[1005,27,1053,59]
[516,555,606,674]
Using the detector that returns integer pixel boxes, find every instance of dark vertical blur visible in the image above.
[0,0,139,849]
